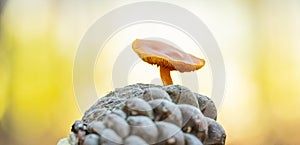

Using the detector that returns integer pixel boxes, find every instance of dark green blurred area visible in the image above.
[0,0,300,145]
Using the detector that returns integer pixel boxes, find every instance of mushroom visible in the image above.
[132,39,205,86]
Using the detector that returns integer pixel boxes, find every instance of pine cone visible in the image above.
[62,84,226,145]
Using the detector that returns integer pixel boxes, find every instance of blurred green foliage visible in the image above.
[0,0,300,145]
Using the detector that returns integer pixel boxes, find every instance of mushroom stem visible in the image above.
[160,67,173,86]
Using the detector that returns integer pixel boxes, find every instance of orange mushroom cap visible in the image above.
[132,39,205,72]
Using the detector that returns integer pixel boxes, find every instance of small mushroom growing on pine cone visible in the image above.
[132,39,205,86]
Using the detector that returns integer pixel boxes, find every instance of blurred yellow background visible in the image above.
[0,0,300,145]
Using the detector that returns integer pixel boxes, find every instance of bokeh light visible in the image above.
[0,0,299,145]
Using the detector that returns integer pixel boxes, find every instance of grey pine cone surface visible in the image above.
[60,83,226,145]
